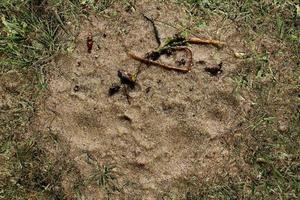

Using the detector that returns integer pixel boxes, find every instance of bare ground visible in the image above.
[33,1,251,199]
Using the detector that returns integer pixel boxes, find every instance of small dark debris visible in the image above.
[160,48,174,57]
[196,60,206,65]
[125,5,131,12]
[162,103,172,112]
[108,70,136,101]
[109,83,121,96]
[77,61,81,67]
[103,33,107,38]
[87,32,93,53]
[125,5,135,13]
[119,115,132,123]
[165,34,187,47]
[204,62,223,76]
[145,87,151,94]
[146,51,160,61]
[136,162,145,168]
[176,58,186,66]
[118,70,136,89]
[144,34,187,62]
[146,48,176,61]
[252,25,257,32]
[73,85,80,92]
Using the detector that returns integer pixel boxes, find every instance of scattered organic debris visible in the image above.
[118,70,136,89]
[128,46,193,73]
[204,62,223,76]
[145,49,169,61]
[128,33,225,73]
[142,14,161,47]
[176,58,186,66]
[111,18,226,104]
[108,70,137,104]
[87,32,93,53]
[145,34,187,61]
[163,34,188,48]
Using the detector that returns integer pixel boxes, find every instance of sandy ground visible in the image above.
[34,0,250,199]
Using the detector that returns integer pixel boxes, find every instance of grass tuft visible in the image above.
[0,1,107,199]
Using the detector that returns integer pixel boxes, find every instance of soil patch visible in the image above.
[34,1,248,198]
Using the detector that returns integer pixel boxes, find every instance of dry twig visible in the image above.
[187,37,225,47]
[128,46,193,73]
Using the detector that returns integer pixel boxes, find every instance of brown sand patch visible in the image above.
[34,0,247,198]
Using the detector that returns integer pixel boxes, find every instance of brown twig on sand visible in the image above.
[128,46,193,73]
[187,37,225,47]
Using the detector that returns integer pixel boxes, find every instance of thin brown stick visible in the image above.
[128,46,193,73]
[187,37,226,47]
